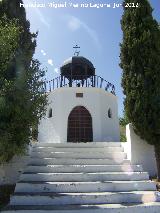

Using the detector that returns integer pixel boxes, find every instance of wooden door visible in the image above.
[67,106,93,142]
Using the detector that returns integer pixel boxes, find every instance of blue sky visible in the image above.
[23,0,160,116]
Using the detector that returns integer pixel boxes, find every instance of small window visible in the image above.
[76,93,83,98]
[48,108,52,118]
[108,108,112,118]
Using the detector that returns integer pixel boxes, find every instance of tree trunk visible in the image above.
[154,144,160,181]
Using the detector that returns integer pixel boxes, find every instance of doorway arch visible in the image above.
[67,106,93,143]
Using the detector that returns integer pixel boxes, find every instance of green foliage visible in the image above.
[0,0,37,66]
[119,111,129,126]
[119,111,129,143]
[120,133,127,142]
[120,0,160,145]
[0,16,21,72]
[0,185,15,209]
[0,0,47,163]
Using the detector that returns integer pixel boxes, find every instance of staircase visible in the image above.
[3,142,160,212]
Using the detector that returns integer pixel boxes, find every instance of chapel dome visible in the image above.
[60,56,95,80]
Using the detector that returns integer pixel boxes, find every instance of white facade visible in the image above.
[38,87,120,143]
[122,123,157,177]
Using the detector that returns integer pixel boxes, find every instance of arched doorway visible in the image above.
[67,106,93,143]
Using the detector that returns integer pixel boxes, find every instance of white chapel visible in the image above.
[3,53,160,213]
[38,54,120,143]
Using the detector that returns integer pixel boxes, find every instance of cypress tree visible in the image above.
[120,0,160,179]
[0,0,47,162]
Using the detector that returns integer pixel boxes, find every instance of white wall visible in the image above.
[38,87,120,143]
[123,123,157,177]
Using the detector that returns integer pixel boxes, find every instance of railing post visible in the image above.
[85,77,87,87]
[53,79,54,90]
[69,76,72,87]
[100,77,103,88]
[60,75,63,87]
[81,79,84,87]
[56,77,58,88]
[112,85,115,95]
[97,76,99,88]
[49,81,51,92]
[64,76,66,87]
[44,82,47,92]
[91,76,93,87]
[94,75,96,87]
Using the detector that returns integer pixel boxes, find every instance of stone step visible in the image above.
[19,172,149,182]
[33,142,122,148]
[30,152,127,159]
[3,142,159,213]
[24,164,143,173]
[15,181,156,193]
[3,203,160,213]
[32,146,124,152]
[29,158,131,165]
[10,191,159,206]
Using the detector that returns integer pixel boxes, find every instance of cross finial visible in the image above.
[73,44,80,56]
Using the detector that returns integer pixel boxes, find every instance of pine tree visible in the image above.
[120,0,160,180]
[0,0,47,162]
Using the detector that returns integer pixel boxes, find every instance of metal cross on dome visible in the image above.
[73,45,80,56]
